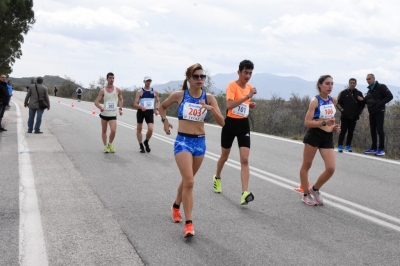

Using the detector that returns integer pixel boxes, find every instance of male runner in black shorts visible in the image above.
[133,76,160,153]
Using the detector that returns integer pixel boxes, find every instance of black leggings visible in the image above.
[369,112,385,150]
[338,119,357,146]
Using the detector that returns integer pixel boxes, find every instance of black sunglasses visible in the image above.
[192,74,206,80]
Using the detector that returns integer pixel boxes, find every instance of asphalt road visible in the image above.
[1,91,399,266]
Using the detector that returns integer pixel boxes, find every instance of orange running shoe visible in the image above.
[171,207,182,223]
[183,223,195,238]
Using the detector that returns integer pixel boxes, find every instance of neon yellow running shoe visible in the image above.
[213,175,221,193]
[241,191,254,205]
[103,145,110,153]
[108,144,115,153]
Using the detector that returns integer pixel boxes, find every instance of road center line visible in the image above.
[55,99,400,232]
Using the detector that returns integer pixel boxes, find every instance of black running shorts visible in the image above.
[137,109,154,124]
[99,114,117,121]
[220,117,251,149]
[303,128,334,149]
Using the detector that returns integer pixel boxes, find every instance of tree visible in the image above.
[58,76,81,98]
[0,0,35,74]
[203,69,217,94]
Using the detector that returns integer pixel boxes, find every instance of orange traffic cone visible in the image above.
[71,102,74,108]
[294,181,310,193]
[91,108,96,115]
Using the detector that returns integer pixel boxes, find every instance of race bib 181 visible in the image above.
[232,103,249,117]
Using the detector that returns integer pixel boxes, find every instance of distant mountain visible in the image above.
[211,73,319,99]
[146,73,400,100]
[9,75,72,88]
[152,81,184,92]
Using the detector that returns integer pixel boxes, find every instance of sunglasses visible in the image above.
[192,74,206,80]
[145,80,152,82]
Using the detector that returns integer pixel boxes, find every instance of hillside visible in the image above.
[150,73,400,100]
[8,75,72,88]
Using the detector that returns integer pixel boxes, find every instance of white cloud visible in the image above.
[36,6,140,31]
[10,0,400,89]
[149,5,170,14]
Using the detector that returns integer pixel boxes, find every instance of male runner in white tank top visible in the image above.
[94,72,123,153]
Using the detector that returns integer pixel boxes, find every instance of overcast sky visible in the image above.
[11,0,400,89]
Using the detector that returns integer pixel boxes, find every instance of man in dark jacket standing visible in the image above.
[24,77,50,134]
[336,78,365,152]
[363,74,393,156]
[0,74,10,132]
[0,74,10,131]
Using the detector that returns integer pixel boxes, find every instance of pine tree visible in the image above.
[0,0,35,74]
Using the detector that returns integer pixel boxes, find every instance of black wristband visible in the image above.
[119,107,122,111]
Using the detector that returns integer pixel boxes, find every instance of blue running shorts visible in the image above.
[174,132,206,156]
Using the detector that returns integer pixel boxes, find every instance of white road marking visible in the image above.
[54,99,400,232]
[14,101,49,266]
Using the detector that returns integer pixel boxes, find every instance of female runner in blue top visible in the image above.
[159,63,224,238]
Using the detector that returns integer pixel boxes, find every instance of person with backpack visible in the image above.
[76,87,83,102]
[336,78,365,152]
[24,77,50,134]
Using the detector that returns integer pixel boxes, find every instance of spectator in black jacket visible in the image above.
[363,74,393,156]
[0,74,10,131]
[336,78,365,152]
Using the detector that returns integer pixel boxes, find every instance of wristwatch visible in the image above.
[321,121,326,126]
[119,107,123,111]
[161,117,168,122]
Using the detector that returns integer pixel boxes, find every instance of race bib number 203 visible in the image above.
[182,103,207,122]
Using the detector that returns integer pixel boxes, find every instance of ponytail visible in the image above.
[182,79,188,90]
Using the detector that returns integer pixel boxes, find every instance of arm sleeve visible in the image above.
[24,89,31,105]
[44,88,50,107]
[336,91,344,112]
[225,83,235,101]
[380,85,393,105]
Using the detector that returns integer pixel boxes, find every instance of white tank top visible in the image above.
[101,86,118,117]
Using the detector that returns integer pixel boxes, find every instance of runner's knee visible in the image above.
[240,156,249,165]
[301,161,313,171]
[325,166,335,175]
[183,179,194,189]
